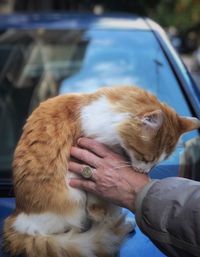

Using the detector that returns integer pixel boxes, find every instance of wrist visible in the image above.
[124,172,150,212]
[134,173,151,194]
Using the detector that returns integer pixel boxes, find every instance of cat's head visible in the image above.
[118,106,200,173]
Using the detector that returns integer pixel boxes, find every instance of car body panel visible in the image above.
[0,13,149,30]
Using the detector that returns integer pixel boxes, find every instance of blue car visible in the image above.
[0,13,200,257]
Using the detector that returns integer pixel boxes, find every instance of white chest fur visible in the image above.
[80,96,129,145]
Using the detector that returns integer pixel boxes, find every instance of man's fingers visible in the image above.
[70,146,101,168]
[77,137,111,158]
[68,161,83,174]
[69,178,96,193]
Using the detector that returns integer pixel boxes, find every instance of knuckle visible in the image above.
[80,149,90,160]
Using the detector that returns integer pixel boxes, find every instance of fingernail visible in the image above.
[69,179,76,187]
[77,138,83,144]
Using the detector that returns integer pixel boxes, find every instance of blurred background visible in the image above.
[0,0,200,87]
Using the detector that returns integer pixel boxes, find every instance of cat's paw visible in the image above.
[87,203,107,222]
[107,214,136,239]
[124,216,136,234]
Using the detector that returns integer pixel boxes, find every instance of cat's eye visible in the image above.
[145,116,153,122]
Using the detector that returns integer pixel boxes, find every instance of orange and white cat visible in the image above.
[3,86,200,257]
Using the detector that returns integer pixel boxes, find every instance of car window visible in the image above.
[61,29,166,94]
[0,28,198,176]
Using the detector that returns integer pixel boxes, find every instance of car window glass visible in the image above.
[0,28,198,176]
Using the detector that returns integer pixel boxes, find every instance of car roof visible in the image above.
[0,13,150,30]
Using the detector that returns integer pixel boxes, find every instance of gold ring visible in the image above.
[81,166,93,179]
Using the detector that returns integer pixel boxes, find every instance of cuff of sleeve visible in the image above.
[135,179,159,228]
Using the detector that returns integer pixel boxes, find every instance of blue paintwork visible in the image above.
[0,13,148,30]
[0,198,16,257]
[0,13,199,257]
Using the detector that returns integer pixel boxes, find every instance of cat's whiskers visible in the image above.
[113,162,147,173]
[113,163,132,170]
[114,161,131,165]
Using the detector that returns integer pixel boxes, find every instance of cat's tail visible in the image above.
[3,213,132,257]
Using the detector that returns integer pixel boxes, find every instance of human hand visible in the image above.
[69,137,150,212]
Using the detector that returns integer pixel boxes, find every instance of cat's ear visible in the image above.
[140,110,164,137]
[179,116,200,133]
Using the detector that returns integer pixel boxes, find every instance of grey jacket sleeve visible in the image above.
[135,177,200,257]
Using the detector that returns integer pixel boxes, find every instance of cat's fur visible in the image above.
[3,86,200,257]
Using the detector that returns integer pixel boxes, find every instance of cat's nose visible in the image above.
[81,218,92,232]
